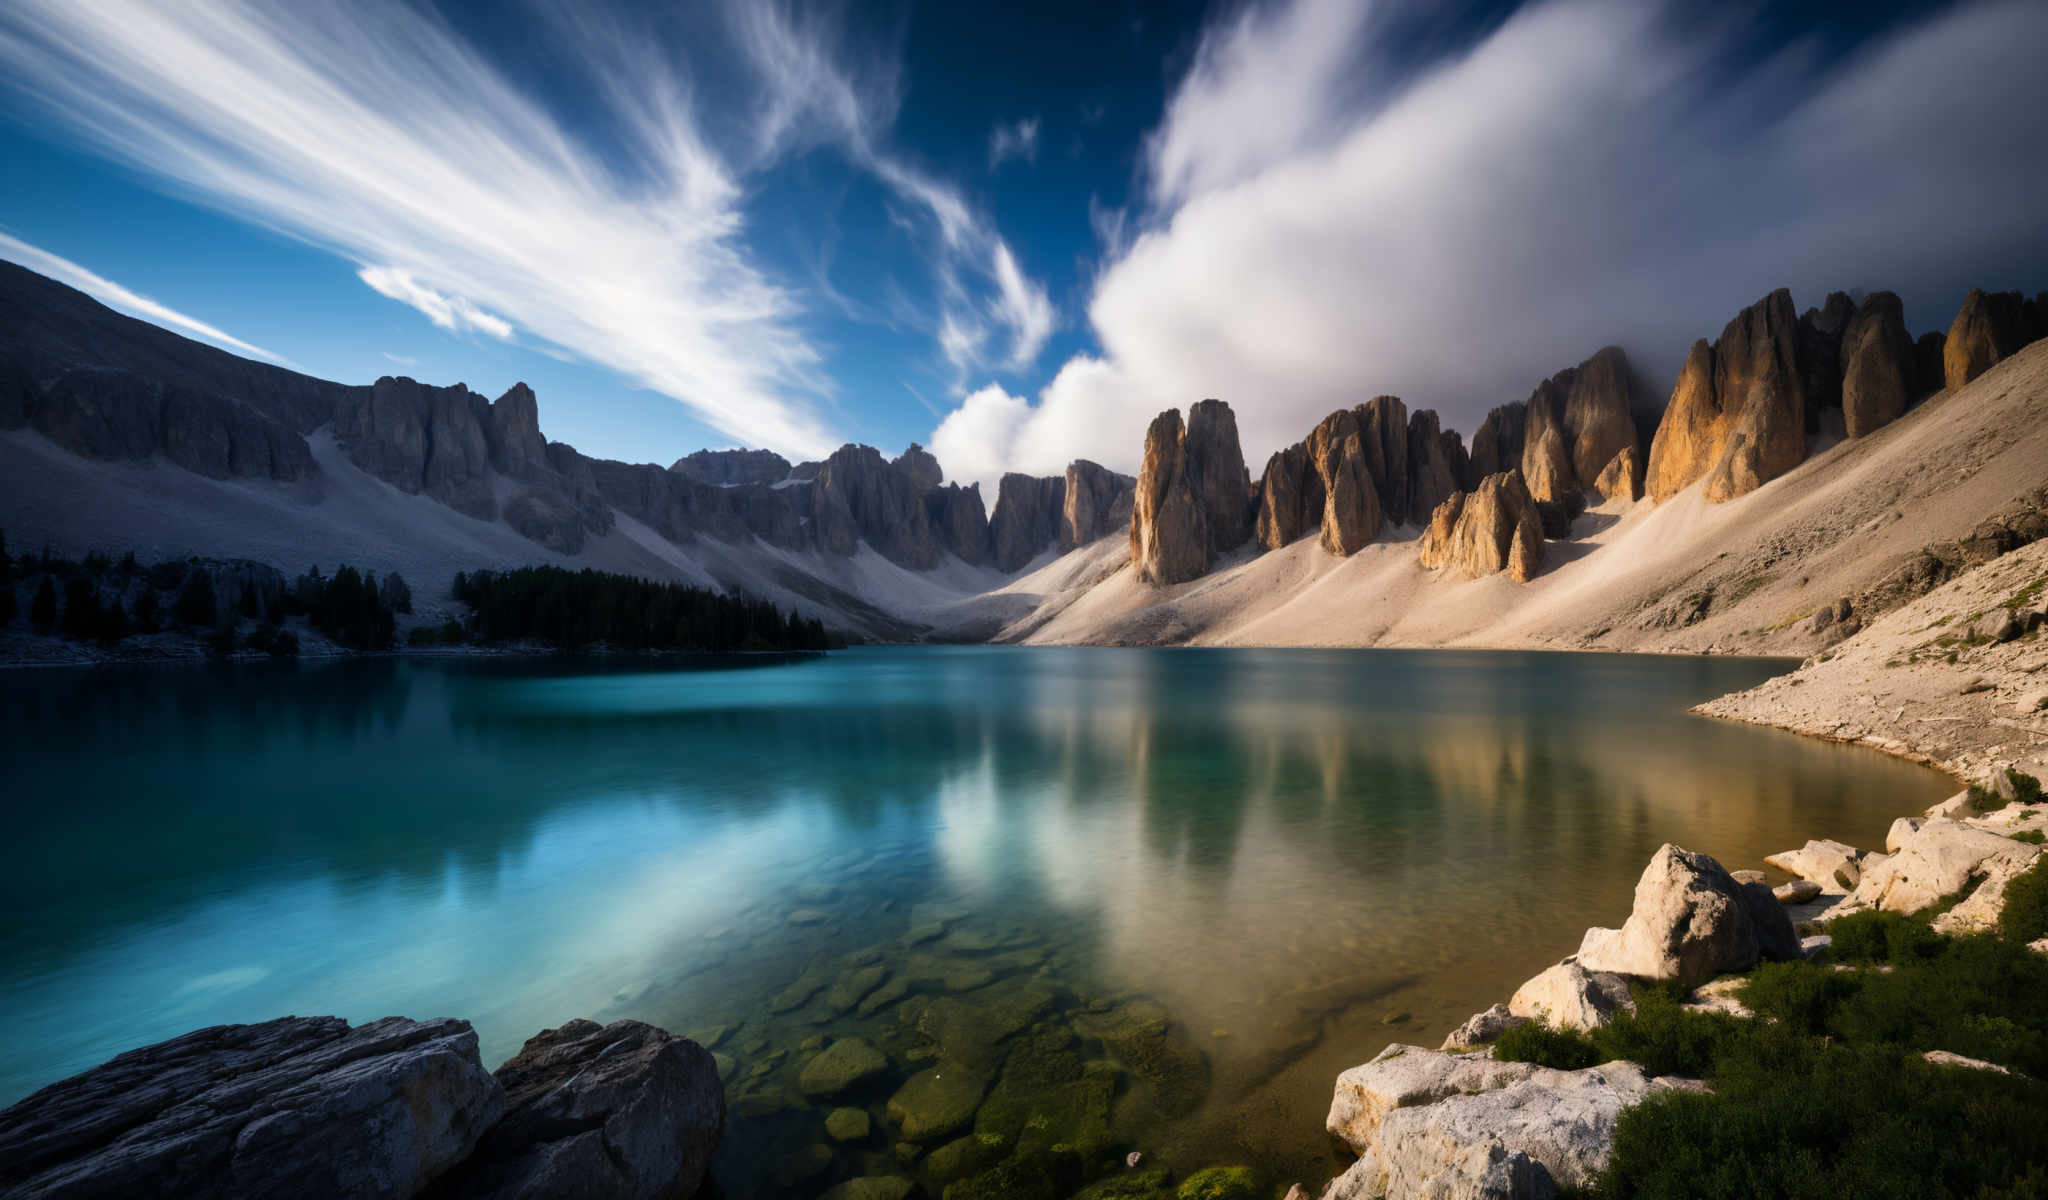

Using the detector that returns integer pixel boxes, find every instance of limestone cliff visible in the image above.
[1838,292,1915,438]
[1416,469,1546,583]
[1645,289,1809,504]
[990,473,1066,571]
[1060,460,1135,550]
[1131,400,1253,584]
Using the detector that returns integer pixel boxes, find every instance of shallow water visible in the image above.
[0,647,1951,1192]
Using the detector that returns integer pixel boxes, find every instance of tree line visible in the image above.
[451,566,837,652]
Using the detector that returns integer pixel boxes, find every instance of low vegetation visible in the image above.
[452,566,838,652]
[1497,905,2048,1198]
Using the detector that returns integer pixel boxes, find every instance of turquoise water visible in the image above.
[0,647,1950,1192]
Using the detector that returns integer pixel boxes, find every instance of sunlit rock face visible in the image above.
[1520,346,1642,506]
[1645,289,1809,504]
[1416,469,1545,583]
[1130,399,1253,584]
[1944,288,2039,392]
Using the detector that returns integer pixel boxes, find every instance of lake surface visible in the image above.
[0,647,1952,1192]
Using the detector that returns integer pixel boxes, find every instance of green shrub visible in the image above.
[1971,783,2009,814]
[1823,910,1945,964]
[1175,1166,1258,1200]
[2003,769,2043,806]
[2012,829,2045,845]
[1493,1021,1602,1070]
[1998,856,2048,944]
[1591,988,1750,1079]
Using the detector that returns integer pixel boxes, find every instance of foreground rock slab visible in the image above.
[0,1015,502,1199]
[1323,1046,1699,1200]
[1825,818,2040,921]
[434,1018,723,1200]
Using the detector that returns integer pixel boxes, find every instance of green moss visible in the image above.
[1175,1166,1259,1200]
[1072,1168,1174,1199]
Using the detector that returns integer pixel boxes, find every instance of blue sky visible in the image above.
[2,0,2045,495]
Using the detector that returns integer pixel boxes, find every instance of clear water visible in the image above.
[0,647,1951,1192]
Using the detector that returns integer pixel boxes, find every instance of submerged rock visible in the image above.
[0,1015,501,1199]
[799,1038,890,1097]
[886,1066,988,1142]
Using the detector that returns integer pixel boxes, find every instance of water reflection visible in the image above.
[0,648,1950,1186]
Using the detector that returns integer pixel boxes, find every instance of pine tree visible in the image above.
[30,576,56,630]
[176,568,217,628]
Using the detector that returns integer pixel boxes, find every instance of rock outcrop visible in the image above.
[1467,404,1527,489]
[925,484,991,566]
[1944,289,2031,392]
[1796,291,1855,426]
[1593,445,1642,503]
[1415,470,1545,582]
[1323,1046,1695,1200]
[1255,408,1387,556]
[1822,819,2039,920]
[1645,289,1809,504]
[990,473,1066,571]
[1358,396,1410,526]
[1507,958,1635,1032]
[669,448,792,487]
[1764,838,1867,891]
[1914,330,1948,396]
[437,1019,723,1200]
[1130,400,1253,584]
[1520,346,1642,505]
[0,1014,723,1200]
[812,445,940,568]
[1574,844,1800,991]
[1060,460,1135,550]
[1407,410,1461,522]
[0,1016,502,1199]
[1838,292,1915,438]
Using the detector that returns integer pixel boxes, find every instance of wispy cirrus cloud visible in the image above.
[0,0,1056,457]
[989,117,1041,170]
[0,230,293,366]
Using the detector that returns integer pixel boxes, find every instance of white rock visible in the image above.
[1326,1046,1539,1154]
[1729,869,1768,886]
[1926,791,1971,819]
[1439,1004,1528,1052]
[1930,848,2044,934]
[1825,819,2039,919]
[1922,1050,2012,1075]
[1800,934,1833,957]
[1508,959,1635,1032]
[1885,817,1924,854]
[1339,1060,1697,1200]
[1680,976,1753,1019]
[1575,845,1801,991]
[2015,690,2047,714]
[1772,880,1822,904]
[1763,839,1864,890]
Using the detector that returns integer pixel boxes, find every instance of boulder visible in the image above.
[1944,289,2029,392]
[799,1038,890,1097]
[1838,292,1914,438]
[1060,460,1135,550]
[1131,400,1253,583]
[825,1107,871,1142]
[1824,819,2039,919]
[0,1016,502,1199]
[1644,290,1808,503]
[1407,410,1462,522]
[443,1019,723,1200]
[1886,817,1925,854]
[1763,839,1865,890]
[1592,445,1641,503]
[1324,1046,1693,1200]
[1507,958,1635,1031]
[1439,1004,1528,1051]
[1415,470,1545,582]
[1575,844,1801,991]
[1773,880,1822,904]
[989,473,1066,571]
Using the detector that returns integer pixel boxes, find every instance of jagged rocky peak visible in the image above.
[487,381,547,475]
[1416,468,1546,582]
[990,473,1067,571]
[1644,288,1808,504]
[1520,346,1642,505]
[1357,395,1410,526]
[333,375,497,520]
[1061,459,1135,550]
[1407,409,1460,523]
[1944,288,2037,392]
[1838,292,1915,438]
[1131,399,1254,584]
[1594,444,1643,503]
[668,447,792,487]
[1797,291,1856,425]
[925,483,990,566]
[1467,402,1527,490]
[893,443,943,494]
[1254,406,1377,555]
[812,443,939,568]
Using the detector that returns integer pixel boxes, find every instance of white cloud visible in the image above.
[989,116,1041,169]
[380,352,422,368]
[0,231,293,366]
[358,266,513,341]
[929,383,1030,499]
[0,0,1056,459]
[935,0,2048,485]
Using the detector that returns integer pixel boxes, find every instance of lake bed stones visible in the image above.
[799,1038,889,1097]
